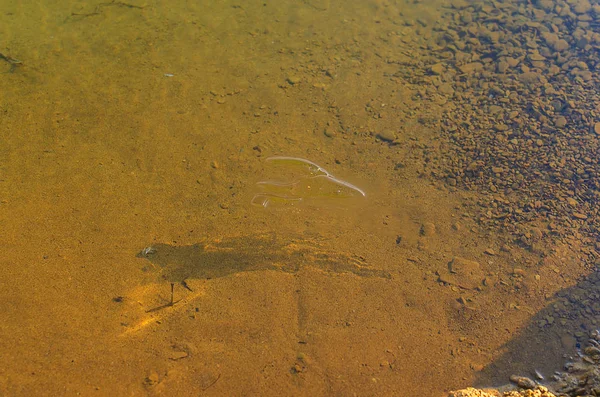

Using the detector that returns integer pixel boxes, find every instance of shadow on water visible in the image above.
[475,270,600,389]
[122,233,391,335]
[136,233,390,285]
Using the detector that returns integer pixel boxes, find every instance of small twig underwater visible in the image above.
[145,283,181,312]
[202,373,221,391]
[0,52,22,73]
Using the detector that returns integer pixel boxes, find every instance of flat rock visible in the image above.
[541,32,559,46]
[459,62,483,74]
[377,130,397,142]
[518,72,542,85]
[573,0,591,14]
[438,83,455,95]
[430,63,444,75]
[573,212,588,219]
[440,257,485,290]
[554,116,567,128]
[552,39,570,52]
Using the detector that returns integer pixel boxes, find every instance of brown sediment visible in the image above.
[1,0,599,395]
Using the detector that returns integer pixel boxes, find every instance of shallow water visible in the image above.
[0,0,590,395]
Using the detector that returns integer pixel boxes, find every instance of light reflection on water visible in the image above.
[251,156,366,208]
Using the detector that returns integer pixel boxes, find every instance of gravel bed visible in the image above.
[416,0,600,394]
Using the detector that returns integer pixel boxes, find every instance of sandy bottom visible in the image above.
[0,0,587,395]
